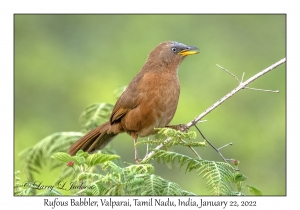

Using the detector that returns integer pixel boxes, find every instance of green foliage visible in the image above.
[16,147,260,196]
[16,88,261,196]
[78,86,126,132]
[14,171,29,195]
[19,132,84,181]
[14,170,63,196]
[50,151,195,196]
[79,103,114,131]
[145,150,237,195]
[51,150,120,170]
[246,185,262,196]
[137,127,205,148]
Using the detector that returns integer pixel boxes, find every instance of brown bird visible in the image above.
[68,41,199,162]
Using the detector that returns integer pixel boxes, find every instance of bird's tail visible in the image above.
[68,121,117,156]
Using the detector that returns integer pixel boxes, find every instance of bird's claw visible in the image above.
[166,124,189,133]
[135,157,142,164]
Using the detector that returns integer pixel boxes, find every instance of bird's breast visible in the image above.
[122,71,180,137]
[140,71,180,114]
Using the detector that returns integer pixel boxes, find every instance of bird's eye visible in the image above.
[171,47,177,52]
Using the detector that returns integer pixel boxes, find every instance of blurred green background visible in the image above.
[14,14,286,195]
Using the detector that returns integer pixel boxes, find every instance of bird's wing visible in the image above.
[110,107,130,123]
[109,72,144,124]
[109,87,140,123]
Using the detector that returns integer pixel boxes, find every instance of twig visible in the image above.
[218,142,233,150]
[142,135,177,163]
[187,58,286,128]
[245,87,279,93]
[216,64,240,82]
[218,64,279,93]
[142,58,286,162]
[194,124,233,163]
[241,72,245,83]
[181,139,202,159]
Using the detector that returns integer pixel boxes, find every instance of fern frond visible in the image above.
[69,157,196,196]
[199,161,234,195]
[125,164,155,175]
[150,150,235,195]
[54,167,75,185]
[137,127,205,149]
[161,180,182,195]
[14,171,32,195]
[102,161,123,175]
[181,190,197,196]
[142,174,163,195]
[124,174,145,195]
[77,161,154,195]
[77,172,102,182]
[79,103,113,131]
[80,181,109,196]
[137,138,206,148]
[92,182,109,195]
[157,127,197,140]
[19,132,83,180]
[142,174,187,195]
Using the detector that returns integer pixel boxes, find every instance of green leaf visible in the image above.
[234,173,248,181]
[246,185,262,196]
[51,152,72,163]
[86,153,120,167]
[76,150,89,158]
[71,156,85,165]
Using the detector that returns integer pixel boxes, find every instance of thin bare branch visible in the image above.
[187,58,286,128]
[193,124,234,163]
[181,139,202,159]
[245,87,279,93]
[142,58,286,163]
[241,72,245,83]
[218,142,233,150]
[216,64,240,82]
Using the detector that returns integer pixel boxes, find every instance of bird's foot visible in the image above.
[134,143,141,164]
[166,124,189,132]
[135,157,142,164]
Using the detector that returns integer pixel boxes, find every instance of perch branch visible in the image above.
[142,58,286,162]
[186,58,285,128]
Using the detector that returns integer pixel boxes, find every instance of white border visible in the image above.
[3,1,298,209]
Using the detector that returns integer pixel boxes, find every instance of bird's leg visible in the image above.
[166,124,189,132]
[132,134,141,163]
[145,141,149,156]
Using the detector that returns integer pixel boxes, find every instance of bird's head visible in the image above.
[148,41,199,66]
